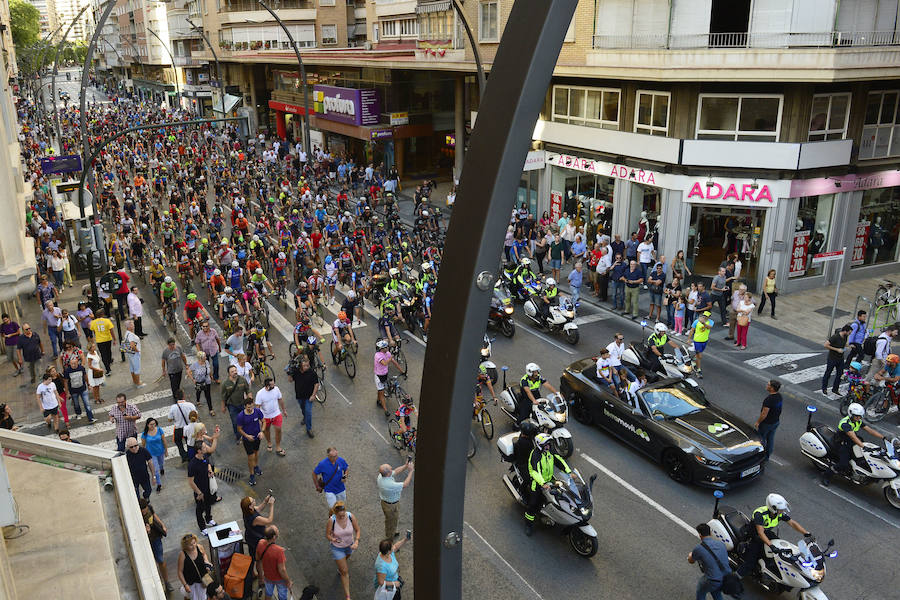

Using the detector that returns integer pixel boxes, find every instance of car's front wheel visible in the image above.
[662,449,692,484]
[571,396,592,425]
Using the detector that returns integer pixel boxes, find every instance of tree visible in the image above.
[10,0,41,48]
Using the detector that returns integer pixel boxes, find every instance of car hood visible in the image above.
[669,407,763,457]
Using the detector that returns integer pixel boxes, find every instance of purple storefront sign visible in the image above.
[370,128,393,141]
[313,85,381,126]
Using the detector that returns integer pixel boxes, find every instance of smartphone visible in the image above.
[406,455,413,464]
[405,530,412,540]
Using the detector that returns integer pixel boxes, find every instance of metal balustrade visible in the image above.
[592,30,900,50]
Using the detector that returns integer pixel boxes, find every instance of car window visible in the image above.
[639,381,708,419]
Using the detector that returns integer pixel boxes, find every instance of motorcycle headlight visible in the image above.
[480,349,489,358]
[678,364,692,374]
[580,507,591,517]
[504,306,514,314]
[564,311,575,318]
[554,412,567,423]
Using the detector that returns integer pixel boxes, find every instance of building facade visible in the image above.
[55,0,94,41]
[28,0,60,39]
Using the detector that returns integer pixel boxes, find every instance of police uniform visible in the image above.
[519,374,544,422]
[737,506,791,576]
[525,448,571,524]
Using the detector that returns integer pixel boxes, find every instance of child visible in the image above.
[846,360,868,395]
[673,290,685,334]
[595,348,619,398]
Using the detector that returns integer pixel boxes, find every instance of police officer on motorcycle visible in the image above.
[525,432,572,536]
[519,363,559,423]
[821,402,886,486]
[647,322,680,373]
[538,278,559,327]
[737,493,810,577]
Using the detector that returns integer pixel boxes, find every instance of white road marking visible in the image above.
[817,484,900,530]
[265,300,298,342]
[95,425,176,450]
[330,382,353,405]
[63,405,173,438]
[573,313,609,326]
[464,521,545,600]
[779,365,826,384]
[366,420,389,445]
[580,452,696,536]
[517,325,575,355]
[768,456,788,467]
[404,331,427,347]
[744,353,819,369]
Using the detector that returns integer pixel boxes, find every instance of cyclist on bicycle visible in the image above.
[303,333,326,371]
[227,260,243,292]
[476,364,498,403]
[395,394,416,433]
[324,255,338,305]
[159,275,179,307]
[307,267,325,305]
[246,322,274,362]
[208,268,226,298]
[331,311,356,362]
[872,354,900,414]
[846,360,869,396]
[273,251,288,286]
[241,284,262,315]
[218,287,242,323]
[250,268,273,296]
[379,290,402,347]
[149,259,166,290]
[183,293,209,338]
[202,259,216,284]
[176,252,193,283]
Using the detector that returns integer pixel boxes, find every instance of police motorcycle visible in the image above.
[497,366,573,457]
[521,280,579,345]
[487,282,515,338]
[621,320,697,381]
[706,491,837,599]
[799,405,900,509]
[499,258,541,303]
[479,335,498,385]
[497,428,598,557]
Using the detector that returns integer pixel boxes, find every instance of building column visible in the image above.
[275,111,286,139]
[453,74,465,182]
[395,138,405,180]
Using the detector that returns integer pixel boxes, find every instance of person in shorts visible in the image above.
[687,311,715,379]
[236,397,264,486]
[255,379,286,456]
[36,372,62,432]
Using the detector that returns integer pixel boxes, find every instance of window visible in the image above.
[479,1,499,42]
[859,91,900,159]
[399,18,418,36]
[321,24,337,45]
[709,0,750,46]
[551,85,620,130]
[419,11,453,39]
[808,93,850,141]
[381,20,396,37]
[380,18,417,38]
[853,186,900,268]
[373,23,379,42]
[696,94,782,141]
[790,195,836,278]
[635,91,670,136]
[319,0,335,5]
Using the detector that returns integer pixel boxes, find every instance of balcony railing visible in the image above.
[592,30,900,50]
[220,0,313,12]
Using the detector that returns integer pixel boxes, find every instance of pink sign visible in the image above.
[686,181,774,204]
[850,221,870,266]
[789,169,900,198]
[789,230,810,278]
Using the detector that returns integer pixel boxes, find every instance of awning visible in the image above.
[213,93,242,114]
[416,1,451,14]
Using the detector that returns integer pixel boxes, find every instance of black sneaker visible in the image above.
[307,430,315,438]
[524,522,534,536]
[249,474,257,486]
[253,466,262,475]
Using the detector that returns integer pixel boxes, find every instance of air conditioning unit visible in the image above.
[364,41,373,50]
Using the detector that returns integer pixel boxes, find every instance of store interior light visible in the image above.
[705,176,714,188]
[750,179,758,190]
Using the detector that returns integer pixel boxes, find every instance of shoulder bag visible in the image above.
[700,541,743,598]
[316,461,341,493]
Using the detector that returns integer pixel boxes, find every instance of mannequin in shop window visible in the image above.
[724,216,738,254]
[869,216,885,264]
[808,222,827,268]
[637,211,649,242]
[650,220,661,249]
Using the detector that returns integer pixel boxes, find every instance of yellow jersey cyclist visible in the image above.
[246,322,274,362]
[149,260,166,288]
[331,311,356,362]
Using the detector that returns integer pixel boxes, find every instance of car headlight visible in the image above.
[504,306,514,314]
[694,455,725,467]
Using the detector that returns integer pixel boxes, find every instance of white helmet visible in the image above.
[278,252,286,259]
[255,268,263,275]
[389,268,400,277]
[546,278,556,286]
[253,235,260,241]
[520,257,532,267]
[163,276,172,283]
[231,260,239,268]
[421,262,432,272]
[526,362,540,376]
[347,290,356,299]
[224,286,233,294]
[422,210,429,217]
[847,402,865,418]
[654,322,667,333]
[375,339,389,350]
[206,259,214,266]
[765,493,790,516]
[534,433,552,448]
[213,269,221,276]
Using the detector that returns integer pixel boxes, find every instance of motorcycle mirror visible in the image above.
[640,320,648,327]
[589,473,597,489]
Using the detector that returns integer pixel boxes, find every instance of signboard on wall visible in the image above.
[550,190,563,222]
[312,85,381,126]
[390,112,409,126]
[789,230,810,278]
[850,221,870,266]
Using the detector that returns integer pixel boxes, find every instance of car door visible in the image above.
[597,389,654,454]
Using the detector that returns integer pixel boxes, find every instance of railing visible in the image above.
[592,30,900,50]
[220,0,314,12]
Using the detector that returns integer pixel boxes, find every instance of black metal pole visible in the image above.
[185,19,224,120]
[51,4,92,143]
[449,0,485,99]
[146,28,181,109]
[412,1,576,598]
[257,0,310,152]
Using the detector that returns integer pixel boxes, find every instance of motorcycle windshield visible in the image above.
[545,395,566,414]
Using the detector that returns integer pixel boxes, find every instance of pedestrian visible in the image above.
[637,236,655,283]
[109,392,142,452]
[567,261,583,306]
[596,245,612,302]
[40,300,62,359]
[236,397,265,486]
[75,301,94,340]
[224,325,246,366]
[647,262,665,322]
[726,284,747,341]
[123,320,145,387]
[288,356,319,438]
[257,526,293,600]
[326,501,360,600]
[377,461,414,539]
[221,364,251,443]
[374,339,403,417]
[141,417,168,492]
[58,308,81,349]
[663,274,682,329]
[754,380,782,462]
[533,228,549,274]
[374,535,409,600]
[1,314,23,375]
[161,337,188,398]
[688,523,728,600]
[187,442,216,531]
[671,249,692,281]
[549,233,563,282]
[241,495,275,586]
[845,310,868,366]
[694,282,712,317]
[235,352,254,387]
[0,403,17,430]
[125,436,155,500]
[621,260,643,320]
[685,282,698,327]
[188,351,214,415]
[89,309,116,375]
[610,253,626,310]
[63,355,95,423]
[709,267,728,324]
[35,273,58,306]
[821,325,851,398]
[127,285,145,337]
[867,323,898,383]
[313,447,350,508]
[194,320,222,383]
[256,378,286,456]
[139,499,173,594]
[35,371,61,432]
[86,341,105,404]
[735,292,755,350]
[46,365,69,426]
[757,269,777,318]
[686,311,715,379]
[177,533,213,600]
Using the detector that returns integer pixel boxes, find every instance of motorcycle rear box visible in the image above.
[799,431,828,458]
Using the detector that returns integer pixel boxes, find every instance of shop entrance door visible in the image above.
[687,206,766,290]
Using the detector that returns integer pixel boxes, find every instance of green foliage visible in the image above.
[10,0,41,48]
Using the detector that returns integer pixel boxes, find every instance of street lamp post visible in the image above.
[51,3,92,143]
[184,18,225,120]
[145,28,181,109]
[115,35,148,94]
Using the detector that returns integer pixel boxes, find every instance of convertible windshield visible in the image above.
[640,381,708,418]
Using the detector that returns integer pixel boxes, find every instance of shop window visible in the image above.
[321,24,338,45]
[551,85,620,130]
[696,94,782,141]
[859,91,900,159]
[550,166,614,239]
[852,186,900,268]
[789,195,835,279]
[808,94,850,141]
[479,1,499,42]
[635,91,669,136]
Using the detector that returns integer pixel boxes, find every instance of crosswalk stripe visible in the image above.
[744,353,819,369]
[64,405,173,438]
[779,365,826,384]
[573,313,609,326]
[16,389,172,431]
[95,425,176,451]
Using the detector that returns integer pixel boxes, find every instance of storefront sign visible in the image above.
[370,128,393,141]
[268,99,310,116]
[547,153,660,185]
[445,135,455,147]
[685,179,776,207]
[390,112,409,126]
[550,190,563,222]
[851,221,870,266]
[523,150,545,172]
[312,85,381,126]
[789,230,810,278]
[789,169,900,197]
[811,249,846,265]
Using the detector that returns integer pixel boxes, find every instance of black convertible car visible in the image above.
[561,357,766,488]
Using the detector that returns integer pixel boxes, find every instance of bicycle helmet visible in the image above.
[224,287,233,294]
[347,290,356,299]
[299,281,308,289]
[850,361,863,371]
[534,433,552,449]
[888,354,899,365]
[253,235,260,241]
[312,268,319,274]
[519,419,538,437]
[163,276,172,283]
[848,402,865,418]
[255,268,263,275]
[206,259,213,266]
[325,255,333,264]
[654,322,668,333]
[187,293,197,300]
[221,238,229,244]
[337,311,348,321]
[546,278,556,286]
[376,339,389,350]
[231,260,239,268]
[765,493,790,516]
[213,269,221,276]
[526,362,540,376]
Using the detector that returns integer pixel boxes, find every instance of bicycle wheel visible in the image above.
[865,390,889,422]
[388,419,404,450]
[480,408,494,440]
[258,363,274,383]
[875,285,891,307]
[316,380,327,404]
[394,348,408,375]
[839,393,853,416]
[343,351,357,379]
[288,342,297,358]
[467,431,476,459]
[315,299,325,323]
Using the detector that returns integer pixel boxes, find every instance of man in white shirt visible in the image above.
[596,245,612,302]
[36,372,61,432]
[595,348,619,398]
[255,379,286,455]
[606,333,635,385]
[167,390,197,462]
[867,324,898,383]
[637,240,655,284]
[127,286,145,337]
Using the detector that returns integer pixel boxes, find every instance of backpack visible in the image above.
[863,335,879,357]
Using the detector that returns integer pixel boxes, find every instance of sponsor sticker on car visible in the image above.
[708,422,732,437]
[604,408,650,442]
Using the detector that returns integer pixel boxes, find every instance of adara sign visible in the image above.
[685,180,776,206]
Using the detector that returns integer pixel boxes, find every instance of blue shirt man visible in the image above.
[689,523,729,600]
[314,448,349,508]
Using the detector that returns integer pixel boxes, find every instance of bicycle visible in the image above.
[390,337,408,376]
[875,279,899,321]
[865,381,899,422]
[330,339,357,378]
[251,352,275,383]
[385,374,409,402]
[839,380,870,416]
[162,299,177,332]
[472,385,494,440]
[467,430,476,459]
[388,420,416,454]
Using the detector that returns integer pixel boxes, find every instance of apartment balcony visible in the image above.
[585,30,900,82]
[219,0,316,25]
[375,0,417,18]
[174,55,205,67]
